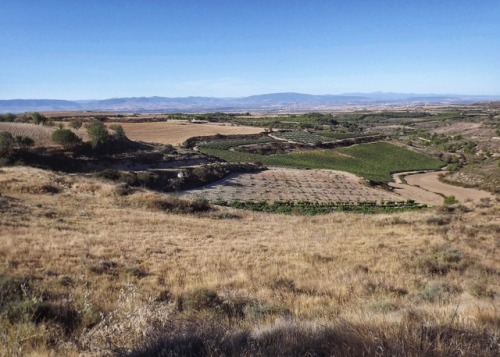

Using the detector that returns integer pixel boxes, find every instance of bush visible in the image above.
[86,121,109,148]
[51,128,81,148]
[0,113,16,122]
[15,135,35,149]
[69,119,82,129]
[443,195,458,205]
[109,124,125,137]
[0,131,14,156]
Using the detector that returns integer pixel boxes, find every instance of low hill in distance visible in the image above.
[2,92,500,113]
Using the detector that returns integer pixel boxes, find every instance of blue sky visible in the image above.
[1,0,499,99]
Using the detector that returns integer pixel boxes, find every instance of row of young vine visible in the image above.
[212,199,425,215]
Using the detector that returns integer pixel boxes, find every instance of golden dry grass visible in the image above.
[0,122,57,146]
[0,166,498,355]
[114,121,263,145]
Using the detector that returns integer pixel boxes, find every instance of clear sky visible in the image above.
[1,0,499,99]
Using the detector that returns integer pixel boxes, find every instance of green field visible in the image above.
[200,142,444,183]
[199,136,276,150]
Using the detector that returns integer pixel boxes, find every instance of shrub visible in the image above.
[0,113,16,122]
[0,131,14,156]
[443,195,458,205]
[15,135,35,149]
[86,121,109,148]
[51,128,82,148]
[109,124,125,137]
[31,112,48,125]
[69,119,82,129]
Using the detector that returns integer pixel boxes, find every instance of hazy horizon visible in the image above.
[1,1,499,99]
[2,91,500,102]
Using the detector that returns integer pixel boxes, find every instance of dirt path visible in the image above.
[391,171,495,205]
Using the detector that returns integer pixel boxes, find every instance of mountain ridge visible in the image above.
[1,92,499,113]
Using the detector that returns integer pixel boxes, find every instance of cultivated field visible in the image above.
[0,166,498,356]
[201,142,444,183]
[115,121,263,145]
[184,168,402,203]
[0,122,56,146]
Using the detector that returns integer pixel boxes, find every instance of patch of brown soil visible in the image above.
[115,122,263,146]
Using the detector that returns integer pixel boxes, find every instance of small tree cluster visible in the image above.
[31,112,49,125]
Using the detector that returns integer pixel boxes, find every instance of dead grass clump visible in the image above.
[369,300,399,313]
[79,284,174,354]
[0,195,28,215]
[413,246,470,276]
[87,261,120,276]
[361,280,408,297]
[179,288,222,312]
[130,192,211,214]
[416,281,462,303]
[426,215,452,226]
[1,178,60,195]
[113,182,135,196]
[0,275,32,311]
[468,279,496,299]
[436,203,472,214]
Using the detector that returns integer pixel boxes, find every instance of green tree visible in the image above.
[51,129,81,149]
[86,121,109,148]
[0,131,14,155]
[31,112,48,125]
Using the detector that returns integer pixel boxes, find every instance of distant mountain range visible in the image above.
[1,92,499,113]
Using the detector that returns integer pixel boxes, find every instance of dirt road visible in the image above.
[391,171,495,205]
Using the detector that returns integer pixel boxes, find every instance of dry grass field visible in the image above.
[0,122,57,147]
[0,166,499,356]
[115,121,263,145]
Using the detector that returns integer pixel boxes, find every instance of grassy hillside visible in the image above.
[0,167,498,356]
[201,142,444,182]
